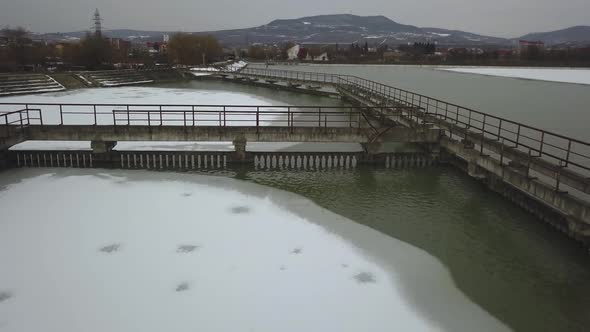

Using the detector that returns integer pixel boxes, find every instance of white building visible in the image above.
[306,51,329,62]
[287,45,300,60]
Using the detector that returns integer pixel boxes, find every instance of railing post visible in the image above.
[3,114,8,137]
[256,106,259,130]
[516,125,521,148]
[497,119,503,141]
[526,149,532,178]
[358,112,361,129]
[500,139,505,166]
[564,140,572,167]
[93,105,97,125]
[59,105,63,125]
[25,104,30,126]
[112,111,116,128]
[318,107,322,127]
[539,131,545,157]
[159,105,163,126]
[147,111,151,127]
[192,106,195,126]
[223,106,226,126]
[19,111,23,130]
[287,106,291,128]
[184,111,187,127]
[423,97,429,124]
[480,114,486,155]
[127,105,130,126]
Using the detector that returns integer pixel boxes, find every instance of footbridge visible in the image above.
[2,67,590,248]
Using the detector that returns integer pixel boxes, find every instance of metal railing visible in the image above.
[223,67,590,177]
[0,108,42,139]
[225,67,341,85]
[0,103,366,130]
[112,106,363,129]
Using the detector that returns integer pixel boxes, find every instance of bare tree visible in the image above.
[167,33,222,66]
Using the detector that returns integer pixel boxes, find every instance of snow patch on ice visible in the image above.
[440,67,590,85]
[190,61,248,73]
[101,80,154,87]
[0,86,294,126]
[0,169,511,332]
[9,141,92,151]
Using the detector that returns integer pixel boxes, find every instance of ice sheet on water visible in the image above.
[9,141,91,151]
[439,66,590,85]
[0,169,511,332]
[0,86,293,126]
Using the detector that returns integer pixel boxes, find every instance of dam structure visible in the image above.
[1,67,589,249]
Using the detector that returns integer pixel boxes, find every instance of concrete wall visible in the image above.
[442,137,590,246]
[25,125,441,144]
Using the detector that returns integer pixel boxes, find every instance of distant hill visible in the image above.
[201,14,512,47]
[35,14,590,48]
[518,26,590,46]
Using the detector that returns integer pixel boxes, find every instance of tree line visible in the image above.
[0,27,223,72]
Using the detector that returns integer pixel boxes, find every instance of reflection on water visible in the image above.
[234,166,590,332]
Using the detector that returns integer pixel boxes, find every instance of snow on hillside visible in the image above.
[440,67,590,85]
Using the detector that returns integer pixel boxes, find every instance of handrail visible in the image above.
[0,108,43,139]
[110,107,364,129]
[221,67,590,181]
[231,67,590,144]
[0,104,368,130]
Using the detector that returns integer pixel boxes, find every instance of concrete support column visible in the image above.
[422,143,441,162]
[467,161,487,179]
[362,142,382,156]
[462,139,475,149]
[91,140,117,154]
[0,150,9,170]
[233,135,247,161]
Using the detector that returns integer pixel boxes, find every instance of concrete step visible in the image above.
[0,87,65,96]
[0,82,61,90]
[91,73,148,79]
[0,84,63,92]
[0,74,48,81]
[0,77,53,84]
[98,80,154,87]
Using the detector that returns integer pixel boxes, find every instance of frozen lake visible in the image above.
[0,169,508,332]
[439,67,590,85]
[1,73,590,331]
[0,85,342,126]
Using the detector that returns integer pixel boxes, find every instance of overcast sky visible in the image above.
[1,0,589,37]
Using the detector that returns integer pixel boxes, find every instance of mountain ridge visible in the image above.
[35,14,590,48]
